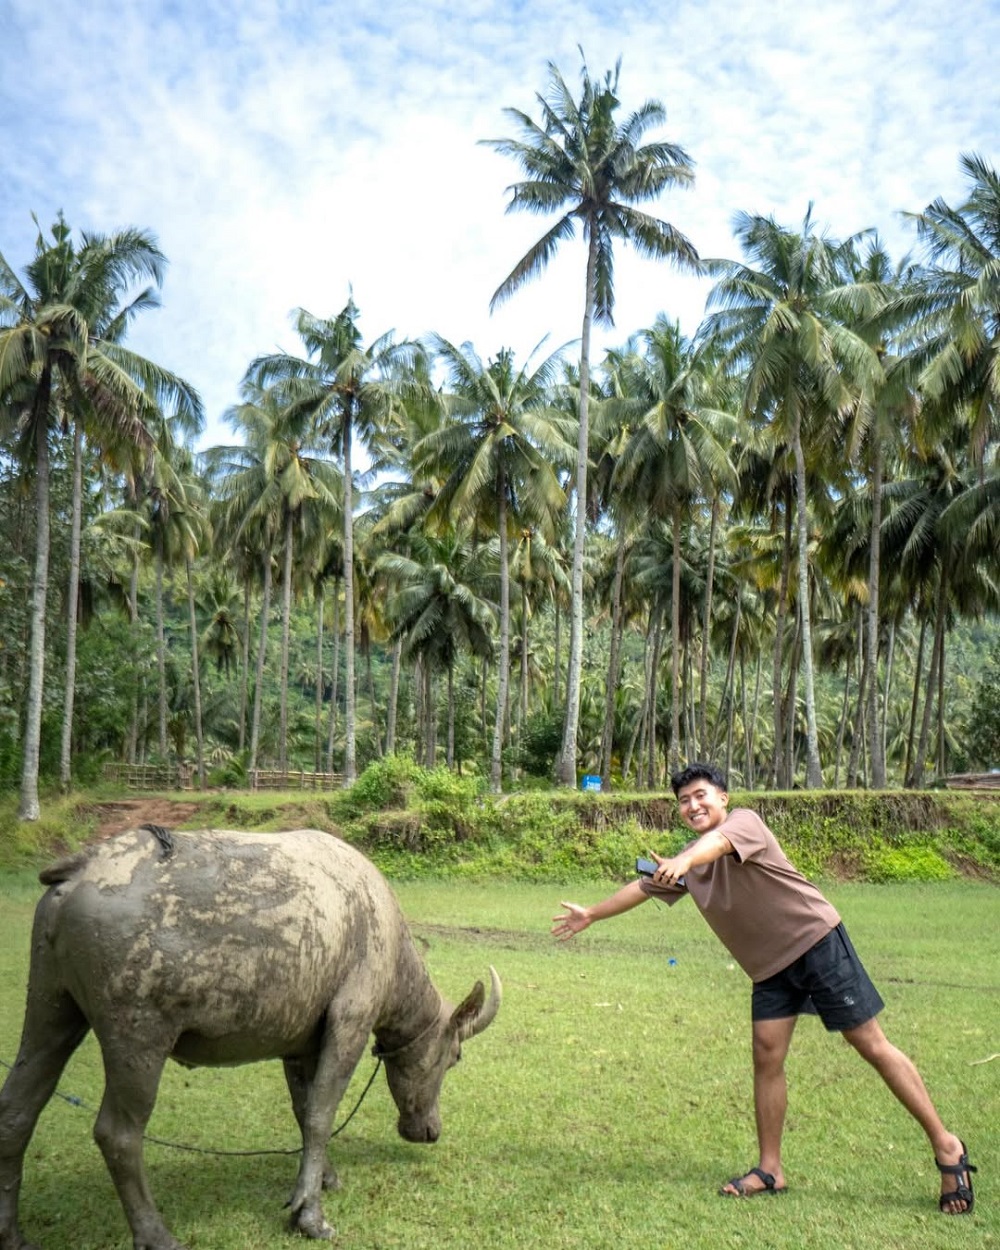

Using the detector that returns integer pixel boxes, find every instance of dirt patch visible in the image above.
[85,799,204,840]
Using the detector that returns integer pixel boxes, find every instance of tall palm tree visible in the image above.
[704,210,882,787]
[379,527,496,768]
[414,338,570,790]
[614,319,736,774]
[484,53,700,787]
[251,298,419,784]
[209,379,339,772]
[903,152,1000,463]
[0,214,202,817]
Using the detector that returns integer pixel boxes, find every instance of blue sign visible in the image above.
[581,774,602,792]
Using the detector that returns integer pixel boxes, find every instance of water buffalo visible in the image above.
[0,827,501,1249]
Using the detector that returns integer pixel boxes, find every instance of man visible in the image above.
[552,762,976,1213]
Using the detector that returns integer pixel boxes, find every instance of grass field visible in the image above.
[0,874,996,1249]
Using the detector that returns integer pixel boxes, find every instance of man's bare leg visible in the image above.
[843,1017,972,1214]
[721,1015,797,1195]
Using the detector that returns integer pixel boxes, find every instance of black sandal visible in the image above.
[720,1167,786,1197]
[936,1140,976,1215]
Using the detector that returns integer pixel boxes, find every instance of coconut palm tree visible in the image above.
[704,209,882,787]
[208,378,339,772]
[250,298,420,784]
[483,53,700,787]
[414,338,570,790]
[379,527,496,768]
[0,214,201,817]
[902,152,1000,463]
[614,319,737,774]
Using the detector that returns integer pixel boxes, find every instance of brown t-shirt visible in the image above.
[638,807,841,982]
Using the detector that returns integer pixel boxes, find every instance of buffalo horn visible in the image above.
[458,965,502,1041]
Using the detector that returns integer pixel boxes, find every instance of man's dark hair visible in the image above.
[670,762,728,796]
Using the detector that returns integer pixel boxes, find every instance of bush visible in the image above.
[862,844,955,883]
[328,755,424,820]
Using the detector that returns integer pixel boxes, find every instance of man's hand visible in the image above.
[651,849,690,887]
[552,902,591,941]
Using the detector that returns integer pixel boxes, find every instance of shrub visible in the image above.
[328,755,423,820]
[862,844,955,883]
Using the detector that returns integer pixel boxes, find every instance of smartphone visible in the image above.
[636,856,686,887]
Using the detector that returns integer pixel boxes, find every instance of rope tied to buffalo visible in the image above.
[0,1054,383,1156]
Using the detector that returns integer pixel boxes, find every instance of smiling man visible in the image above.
[552,762,976,1215]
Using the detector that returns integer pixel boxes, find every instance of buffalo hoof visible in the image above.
[289,1205,334,1240]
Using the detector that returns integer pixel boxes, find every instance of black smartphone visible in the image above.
[636,857,658,877]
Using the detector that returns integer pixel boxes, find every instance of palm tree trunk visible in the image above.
[238,579,250,753]
[447,660,456,768]
[424,661,436,767]
[599,526,627,786]
[386,635,402,755]
[519,583,529,751]
[904,617,927,785]
[314,591,325,772]
[669,506,682,775]
[326,582,341,772]
[367,646,383,758]
[19,376,53,822]
[882,620,895,773]
[699,495,720,757]
[771,495,792,787]
[186,557,205,787]
[491,483,510,792]
[913,587,947,787]
[936,628,947,779]
[155,534,168,760]
[748,649,763,789]
[553,598,562,708]
[834,645,853,788]
[866,436,886,786]
[559,230,598,787]
[59,416,84,791]
[127,521,141,764]
[792,413,823,787]
[343,418,357,785]
[850,620,870,785]
[278,510,294,772]
[249,551,272,773]
[647,607,665,788]
[631,606,656,787]
[711,597,741,761]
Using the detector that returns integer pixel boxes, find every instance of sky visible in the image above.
[2,0,999,450]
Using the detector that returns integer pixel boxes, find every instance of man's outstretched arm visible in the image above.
[552,879,649,941]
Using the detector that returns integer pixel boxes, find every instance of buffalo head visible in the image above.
[380,966,501,1143]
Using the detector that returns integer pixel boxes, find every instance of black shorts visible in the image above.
[752,924,885,1032]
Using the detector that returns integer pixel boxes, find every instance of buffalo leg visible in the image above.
[286,1013,372,1240]
[282,1058,340,1191]
[0,992,89,1250]
[90,1035,182,1250]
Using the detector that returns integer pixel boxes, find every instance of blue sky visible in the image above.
[2,0,998,448]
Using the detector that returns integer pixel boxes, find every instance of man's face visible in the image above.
[676,778,729,833]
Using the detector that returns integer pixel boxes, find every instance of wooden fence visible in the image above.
[103,763,345,792]
[102,763,193,790]
[942,772,1000,790]
[249,769,345,792]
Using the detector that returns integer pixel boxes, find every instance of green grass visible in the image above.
[1,878,997,1248]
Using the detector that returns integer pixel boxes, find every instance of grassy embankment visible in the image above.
[1,756,999,883]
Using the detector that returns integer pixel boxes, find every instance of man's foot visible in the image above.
[720,1166,787,1197]
[935,1137,976,1215]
